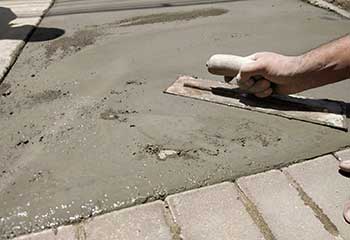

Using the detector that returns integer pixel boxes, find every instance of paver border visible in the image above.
[302,0,350,18]
[0,0,55,84]
[11,148,350,240]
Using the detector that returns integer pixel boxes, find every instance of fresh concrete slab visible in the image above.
[1,0,350,238]
[283,155,350,239]
[237,170,339,239]
[166,182,265,240]
[84,201,172,240]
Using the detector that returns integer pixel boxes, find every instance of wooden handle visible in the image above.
[206,54,254,77]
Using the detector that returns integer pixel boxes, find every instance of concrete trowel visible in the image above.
[164,54,348,131]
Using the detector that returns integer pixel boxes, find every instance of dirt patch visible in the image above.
[117,8,228,27]
[100,108,138,121]
[126,80,144,86]
[325,0,350,10]
[231,121,282,147]
[45,29,100,59]
[44,8,227,60]
[100,108,126,121]
[27,90,63,105]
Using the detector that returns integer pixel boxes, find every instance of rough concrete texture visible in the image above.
[334,148,350,161]
[284,155,350,239]
[237,170,338,239]
[0,0,350,238]
[84,201,172,240]
[166,182,265,240]
[14,225,76,240]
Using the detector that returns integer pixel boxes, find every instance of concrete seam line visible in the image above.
[233,182,277,240]
[162,201,183,240]
[0,0,56,84]
[282,170,343,239]
[75,223,87,240]
[301,0,350,19]
[332,146,350,161]
[332,152,341,161]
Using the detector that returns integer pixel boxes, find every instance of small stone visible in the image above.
[157,150,178,160]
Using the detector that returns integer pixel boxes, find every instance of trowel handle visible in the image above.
[206,54,254,77]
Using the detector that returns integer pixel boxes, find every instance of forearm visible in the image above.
[297,35,350,89]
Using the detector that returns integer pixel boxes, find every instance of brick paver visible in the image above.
[84,201,172,240]
[284,155,350,239]
[14,225,76,240]
[166,182,265,240]
[237,170,338,240]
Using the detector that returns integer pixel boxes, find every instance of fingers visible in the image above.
[254,88,273,98]
[247,79,271,93]
[237,61,266,90]
[241,79,272,98]
[236,73,255,90]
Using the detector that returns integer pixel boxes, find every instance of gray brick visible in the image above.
[334,148,350,161]
[237,170,337,240]
[84,201,172,240]
[166,182,265,240]
[284,155,350,239]
[14,225,76,240]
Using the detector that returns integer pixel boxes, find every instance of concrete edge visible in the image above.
[11,149,350,239]
[302,0,350,19]
[0,0,55,84]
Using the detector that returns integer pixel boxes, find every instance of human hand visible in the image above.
[236,52,305,97]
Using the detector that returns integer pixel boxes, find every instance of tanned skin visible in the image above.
[237,35,350,98]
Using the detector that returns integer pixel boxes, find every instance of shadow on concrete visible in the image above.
[339,170,350,178]
[0,7,64,42]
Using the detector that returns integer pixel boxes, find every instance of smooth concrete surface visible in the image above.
[0,0,350,238]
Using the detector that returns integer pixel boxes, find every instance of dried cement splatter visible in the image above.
[27,90,63,105]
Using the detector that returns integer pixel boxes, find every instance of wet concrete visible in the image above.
[0,0,350,238]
